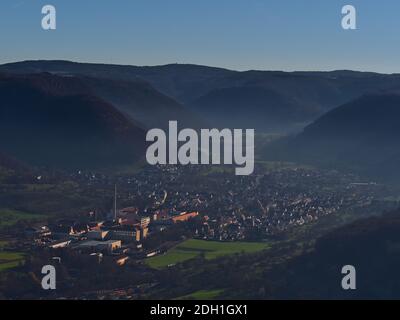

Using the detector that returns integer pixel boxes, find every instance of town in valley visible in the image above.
[1,162,395,299]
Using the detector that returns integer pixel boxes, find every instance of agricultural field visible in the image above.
[177,289,224,300]
[0,251,24,272]
[146,239,270,269]
[0,209,47,229]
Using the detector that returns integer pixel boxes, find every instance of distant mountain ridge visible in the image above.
[301,93,400,141]
[3,60,400,132]
[0,73,147,169]
[79,76,203,130]
[191,86,315,131]
[0,60,234,104]
[265,92,400,183]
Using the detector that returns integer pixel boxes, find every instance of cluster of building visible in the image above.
[193,168,383,241]
[26,192,200,264]
[23,164,386,265]
[103,165,384,242]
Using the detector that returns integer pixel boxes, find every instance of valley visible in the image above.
[1,60,400,300]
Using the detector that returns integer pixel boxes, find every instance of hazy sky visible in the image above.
[1,0,399,72]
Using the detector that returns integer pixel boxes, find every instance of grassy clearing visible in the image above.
[177,289,224,300]
[0,241,8,248]
[0,209,47,229]
[0,251,24,272]
[146,239,269,269]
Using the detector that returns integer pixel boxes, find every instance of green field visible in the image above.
[0,251,24,272]
[0,241,8,248]
[177,289,224,300]
[146,239,270,269]
[0,209,47,229]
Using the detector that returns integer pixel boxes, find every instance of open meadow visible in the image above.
[146,239,270,269]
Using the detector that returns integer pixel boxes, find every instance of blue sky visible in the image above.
[0,0,399,72]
